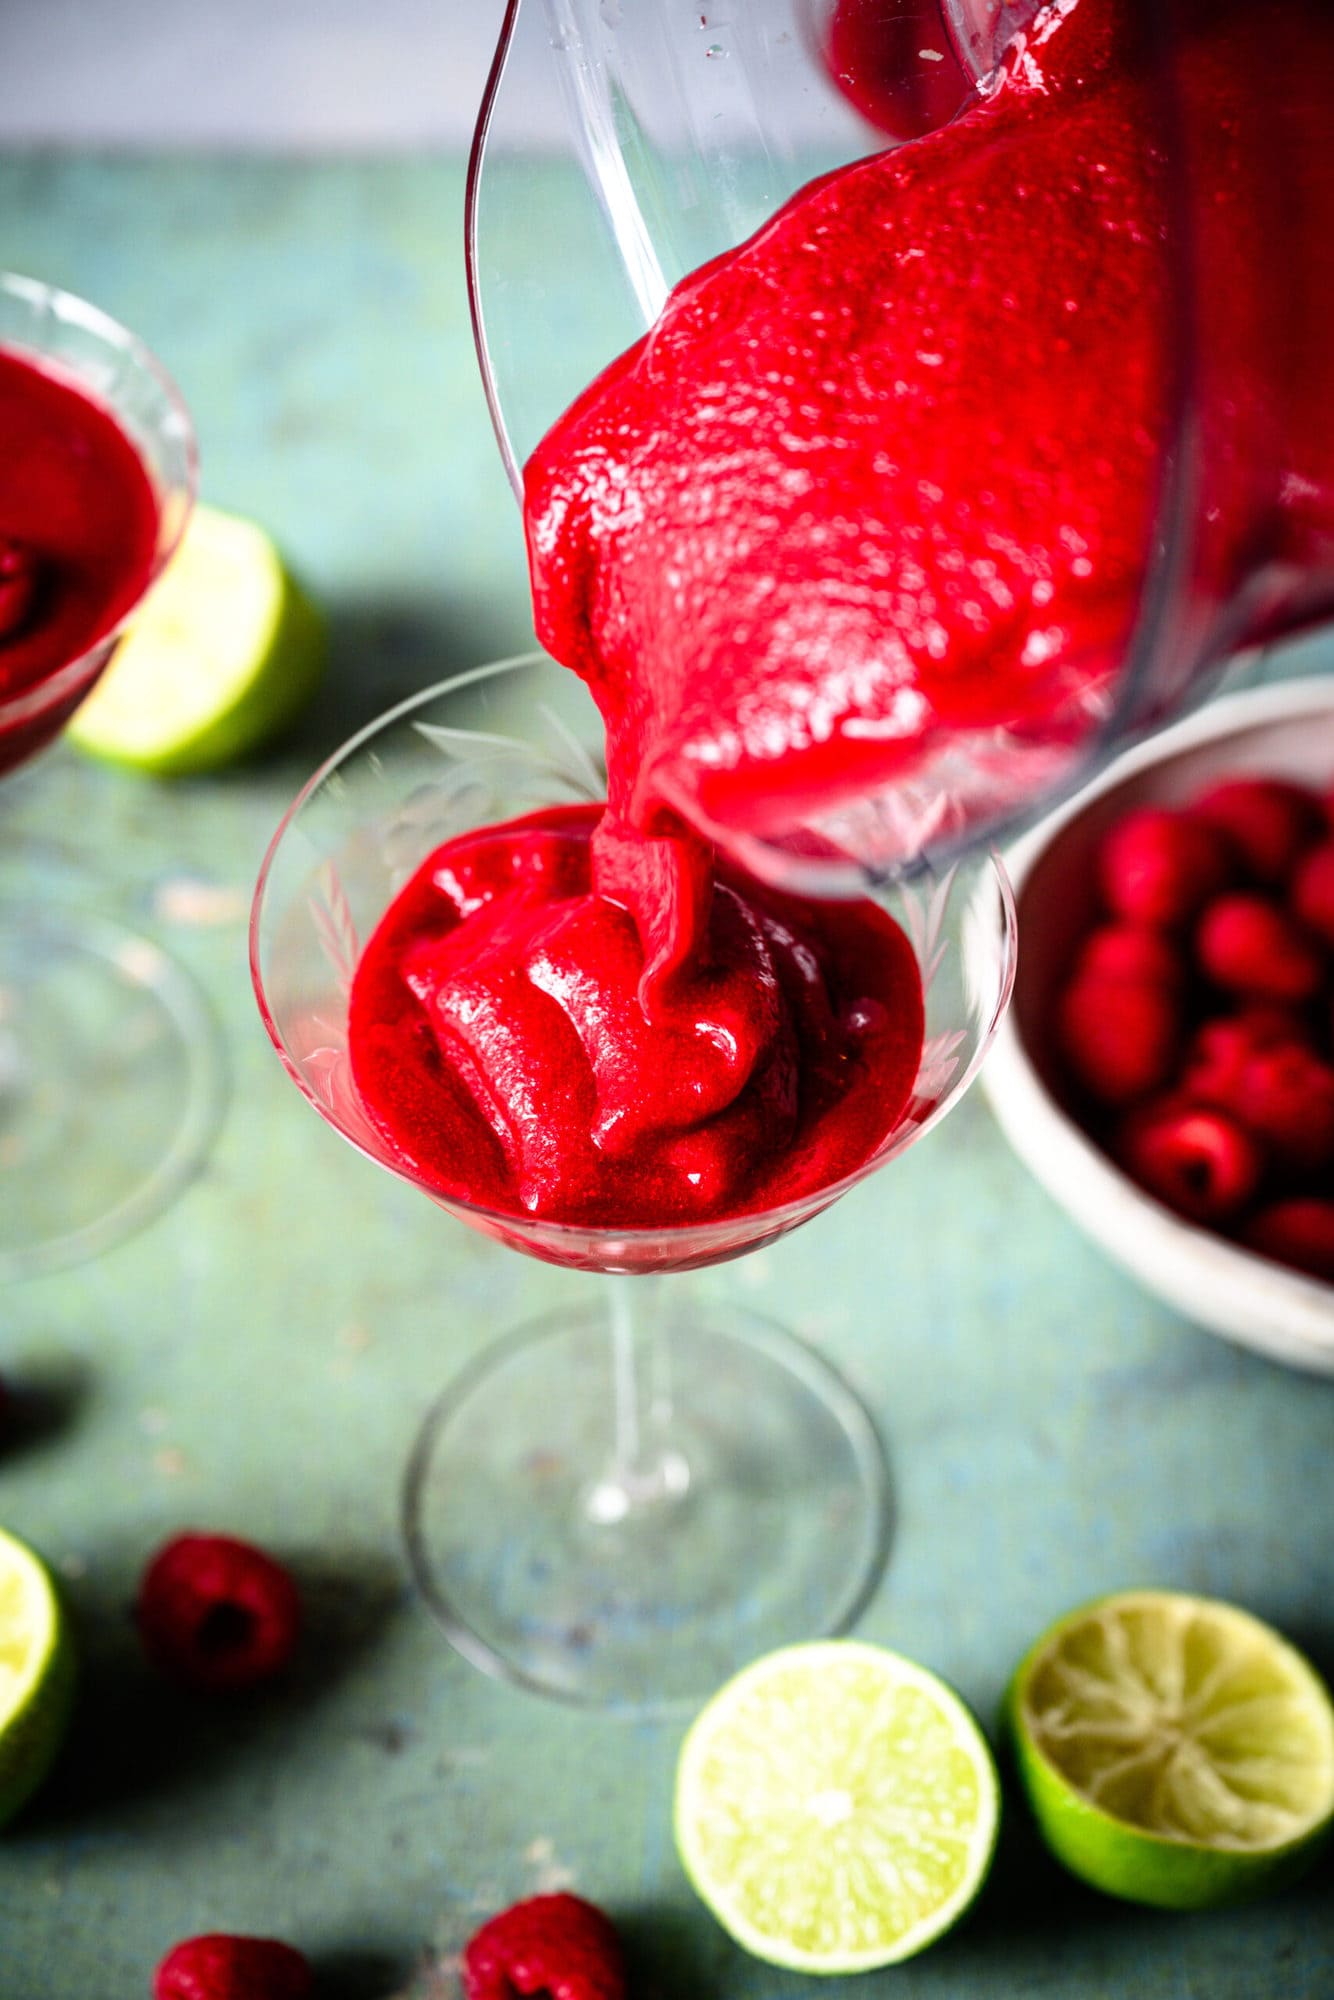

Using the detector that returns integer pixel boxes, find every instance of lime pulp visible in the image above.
[674,1639,999,1973]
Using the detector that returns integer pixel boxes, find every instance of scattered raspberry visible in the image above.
[1191,777,1325,885]
[1194,893,1324,1003]
[154,1934,313,2000]
[1242,1199,1334,1283]
[462,1894,626,2000]
[1056,974,1180,1106]
[137,1534,301,1693]
[1097,807,1232,928]
[1291,839,1334,948]
[1075,923,1185,992]
[1231,1045,1334,1173]
[1117,1101,1263,1225]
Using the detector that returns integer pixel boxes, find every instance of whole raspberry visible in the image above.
[154,1934,313,2000]
[462,1894,626,2000]
[1191,777,1325,885]
[138,1535,301,1693]
[1181,1010,1313,1107]
[1194,893,1324,1003]
[1291,839,1334,948]
[1056,973,1180,1107]
[1075,923,1185,993]
[1117,1100,1263,1225]
[1097,808,1233,929]
[1242,1199,1334,1283]
[1232,1045,1334,1174]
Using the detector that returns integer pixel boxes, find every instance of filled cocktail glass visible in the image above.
[251,653,1015,1708]
[0,274,220,1278]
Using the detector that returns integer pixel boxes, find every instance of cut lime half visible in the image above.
[674,1639,999,1974]
[1007,1589,1334,1909]
[69,502,326,775]
[0,1525,76,1829]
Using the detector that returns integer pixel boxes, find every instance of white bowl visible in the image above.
[982,674,1334,1374]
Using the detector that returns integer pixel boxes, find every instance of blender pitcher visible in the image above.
[468,0,1334,875]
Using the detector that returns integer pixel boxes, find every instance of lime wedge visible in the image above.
[0,1525,76,1828]
[1007,1590,1334,1909]
[69,502,326,775]
[674,1640,999,1973]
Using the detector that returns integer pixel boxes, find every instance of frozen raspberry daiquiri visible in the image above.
[0,344,161,775]
[350,802,923,1229]
[0,273,202,1282]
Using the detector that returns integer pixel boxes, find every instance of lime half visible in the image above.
[70,502,326,775]
[1007,1590,1334,1909]
[0,1526,76,1829]
[674,1640,999,1974]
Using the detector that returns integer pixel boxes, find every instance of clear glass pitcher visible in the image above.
[469,0,1334,873]
[470,0,1043,491]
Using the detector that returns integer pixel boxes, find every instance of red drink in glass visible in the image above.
[0,347,161,776]
[0,274,210,1282]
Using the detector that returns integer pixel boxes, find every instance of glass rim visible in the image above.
[0,270,198,731]
[250,653,1018,1257]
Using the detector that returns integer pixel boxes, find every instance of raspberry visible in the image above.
[1117,1100,1263,1225]
[1233,1002,1319,1047]
[1242,1198,1334,1283]
[154,1935,313,2000]
[1181,1010,1313,1106]
[1291,839,1334,948]
[1056,973,1180,1106]
[137,1534,301,1693]
[462,1894,626,2000]
[1231,1044,1334,1173]
[1097,807,1233,928]
[1191,777,1325,885]
[1194,893,1324,1003]
[1075,923,1185,992]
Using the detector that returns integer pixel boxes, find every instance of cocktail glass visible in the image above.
[0,274,221,1279]
[251,652,1015,1708]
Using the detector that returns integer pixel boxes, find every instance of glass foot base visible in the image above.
[402,1300,892,1711]
[0,908,225,1279]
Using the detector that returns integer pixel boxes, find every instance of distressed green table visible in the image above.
[1,157,1332,1999]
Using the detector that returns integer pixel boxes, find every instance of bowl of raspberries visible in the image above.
[983,674,1334,1373]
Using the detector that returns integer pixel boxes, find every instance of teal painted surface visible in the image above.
[1,157,1333,1997]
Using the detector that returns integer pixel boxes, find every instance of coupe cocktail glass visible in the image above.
[0,274,220,1279]
[251,653,1015,1708]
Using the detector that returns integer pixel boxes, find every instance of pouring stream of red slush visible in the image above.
[349,0,1332,1232]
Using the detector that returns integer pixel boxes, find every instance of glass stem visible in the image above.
[585,1272,690,1523]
